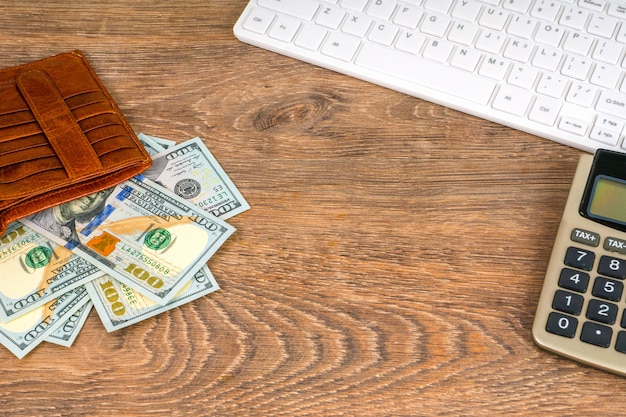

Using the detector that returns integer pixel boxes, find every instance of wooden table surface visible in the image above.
[1,1,624,415]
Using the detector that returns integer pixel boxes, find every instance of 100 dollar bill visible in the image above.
[45,300,93,347]
[87,266,218,332]
[0,286,90,359]
[0,222,101,321]
[144,137,250,220]
[23,175,235,305]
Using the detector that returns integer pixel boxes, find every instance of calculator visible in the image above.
[533,149,626,376]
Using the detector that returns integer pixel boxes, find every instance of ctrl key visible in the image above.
[546,312,578,338]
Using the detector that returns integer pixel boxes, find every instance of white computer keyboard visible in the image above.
[234,0,626,153]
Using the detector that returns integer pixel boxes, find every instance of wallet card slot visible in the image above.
[0,122,42,144]
[0,134,48,157]
[65,91,109,110]
[71,102,116,122]
[78,113,122,133]
[0,152,61,183]
[91,134,136,156]
[0,110,35,128]
[87,125,133,145]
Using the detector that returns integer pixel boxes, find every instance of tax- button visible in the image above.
[571,228,600,247]
[604,237,626,255]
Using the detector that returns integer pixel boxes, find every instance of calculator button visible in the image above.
[604,237,626,255]
[546,312,578,338]
[571,228,600,247]
[580,322,613,348]
[591,277,624,301]
[558,268,590,293]
[552,290,584,315]
[586,299,618,325]
[616,331,626,354]
[597,255,626,279]
[564,247,596,271]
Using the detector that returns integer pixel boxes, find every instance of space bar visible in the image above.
[354,44,496,105]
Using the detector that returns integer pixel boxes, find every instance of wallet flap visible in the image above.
[17,69,103,180]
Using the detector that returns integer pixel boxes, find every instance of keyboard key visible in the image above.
[590,64,622,89]
[259,0,319,21]
[535,23,565,47]
[590,126,620,146]
[451,0,482,22]
[295,24,327,51]
[395,30,426,54]
[450,47,482,72]
[479,56,510,80]
[492,85,533,116]
[507,15,537,39]
[563,32,594,56]
[342,13,372,37]
[593,40,623,65]
[592,277,623,301]
[561,55,592,81]
[531,0,562,21]
[316,5,346,29]
[546,311,578,338]
[503,37,534,63]
[586,299,618,324]
[566,82,597,107]
[321,32,361,61]
[423,0,454,14]
[598,255,626,279]
[393,5,424,29]
[479,7,509,31]
[369,21,399,46]
[340,0,368,13]
[615,331,626,353]
[532,46,563,72]
[580,321,612,347]
[559,6,589,30]
[366,0,396,20]
[503,0,533,14]
[423,38,453,62]
[508,64,539,89]
[448,21,479,45]
[537,73,568,98]
[596,91,626,119]
[552,290,584,315]
[420,13,451,37]
[558,267,590,293]
[242,7,275,34]
[580,0,607,13]
[588,14,618,38]
[528,96,561,126]
[268,15,301,42]
[559,117,588,136]
[354,43,496,104]
[476,30,506,54]
[564,246,595,270]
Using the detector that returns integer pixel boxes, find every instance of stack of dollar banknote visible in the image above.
[0,134,249,358]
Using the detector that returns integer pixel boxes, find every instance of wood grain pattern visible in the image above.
[0,1,624,415]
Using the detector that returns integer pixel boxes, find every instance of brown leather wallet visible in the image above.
[0,50,151,237]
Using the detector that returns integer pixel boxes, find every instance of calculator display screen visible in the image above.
[588,175,626,226]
